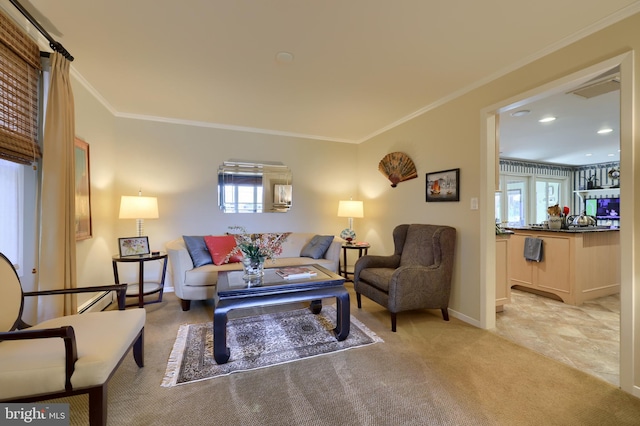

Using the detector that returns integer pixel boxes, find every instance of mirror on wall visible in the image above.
[218,161,292,213]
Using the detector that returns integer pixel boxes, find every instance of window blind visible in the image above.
[0,9,41,165]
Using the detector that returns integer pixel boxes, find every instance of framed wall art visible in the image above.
[426,168,460,202]
[118,236,150,257]
[75,137,92,240]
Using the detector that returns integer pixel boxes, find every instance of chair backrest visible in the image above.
[399,224,456,268]
[0,252,25,332]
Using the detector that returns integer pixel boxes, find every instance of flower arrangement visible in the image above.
[228,226,290,263]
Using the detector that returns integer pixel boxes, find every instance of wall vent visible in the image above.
[568,73,620,99]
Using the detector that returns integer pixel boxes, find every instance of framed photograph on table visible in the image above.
[118,236,150,257]
[426,168,460,202]
[75,138,92,240]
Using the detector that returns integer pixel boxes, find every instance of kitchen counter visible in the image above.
[507,228,620,305]
[506,226,619,233]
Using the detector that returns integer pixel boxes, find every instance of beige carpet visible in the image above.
[43,289,640,425]
[162,306,383,386]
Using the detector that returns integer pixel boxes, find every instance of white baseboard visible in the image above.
[448,309,481,328]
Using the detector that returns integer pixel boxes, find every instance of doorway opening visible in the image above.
[481,52,633,392]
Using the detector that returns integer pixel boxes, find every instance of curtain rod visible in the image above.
[9,0,73,61]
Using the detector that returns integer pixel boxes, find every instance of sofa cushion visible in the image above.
[300,235,335,259]
[204,235,243,265]
[183,236,213,268]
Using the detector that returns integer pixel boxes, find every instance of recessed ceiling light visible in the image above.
[275,51,294,63]
[510,109,530,117]
[538,117,556,123]
[586,153,593,157]
[608,153,615,157]
[597,128,613,134]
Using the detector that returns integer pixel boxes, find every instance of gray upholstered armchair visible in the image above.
[354,224,456,332]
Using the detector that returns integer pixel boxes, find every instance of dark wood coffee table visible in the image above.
[213,264,349,364]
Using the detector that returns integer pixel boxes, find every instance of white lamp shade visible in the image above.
[337,200,364,218]
[119,196,159,219]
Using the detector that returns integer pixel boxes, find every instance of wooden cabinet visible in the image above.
[508,229,620,305]
[495,234,511,312]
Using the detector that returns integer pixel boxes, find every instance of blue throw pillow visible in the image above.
[183,235,213,267]
[300,235,334,259]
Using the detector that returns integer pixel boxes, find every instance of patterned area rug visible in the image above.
[162,306,383,387]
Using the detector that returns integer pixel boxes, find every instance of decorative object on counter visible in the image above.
[495,220,508,235]
[568,213,597,227]
[548,216,563,229]
[547,204,563,229]
[378,152,418,187]
[426,168,460,202]
[228,226,290,282]
[585,173,600,190]
[608,167,620,187]
[562,206,570,229]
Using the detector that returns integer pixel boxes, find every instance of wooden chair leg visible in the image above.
[356,293,362,309]
[390,312,397,332]
[88,385,107,426]
[133,330,144,367]
[441,308,449,321]
[181,299,191,311]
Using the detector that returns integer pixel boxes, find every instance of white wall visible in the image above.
[71,74,117,305]
[107,118,358,287]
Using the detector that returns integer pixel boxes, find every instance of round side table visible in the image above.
[340,243,370,282]
[112,252,168,308]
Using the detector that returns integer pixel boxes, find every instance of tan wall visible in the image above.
[356,11,639,392]
[68,11,640,393]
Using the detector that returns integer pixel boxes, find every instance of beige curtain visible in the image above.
[37,52,77,320]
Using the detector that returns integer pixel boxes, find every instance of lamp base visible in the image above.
[340,228,356,242]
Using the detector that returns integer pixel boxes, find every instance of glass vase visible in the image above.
[242,256,265,285]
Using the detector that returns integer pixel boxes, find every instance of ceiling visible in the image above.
[499,74,621,166]
[1,1,638,152]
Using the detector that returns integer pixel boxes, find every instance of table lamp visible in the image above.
[337,200,364,244]
[119,191,159,237]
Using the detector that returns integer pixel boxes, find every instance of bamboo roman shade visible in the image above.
[0,9,42,165]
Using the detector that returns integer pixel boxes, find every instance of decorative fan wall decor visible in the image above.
[378,152,418,187]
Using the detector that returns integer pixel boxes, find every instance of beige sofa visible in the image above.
[166,233,342,311]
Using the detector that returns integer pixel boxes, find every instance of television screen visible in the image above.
[585,199,597,217]
[586,197,620,220]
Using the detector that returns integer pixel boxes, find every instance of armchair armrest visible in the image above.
[354,254,401,281]
[0,326,78,391]
[24,283,128,310]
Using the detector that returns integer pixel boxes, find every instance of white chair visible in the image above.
[0,252,145,426]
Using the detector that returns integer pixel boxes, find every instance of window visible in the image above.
[496,173,568,227]
[222,182,263,213]
[0,10,44,278]
[535,178,564,223]
[0,9,42,164]
[0,158,24,272]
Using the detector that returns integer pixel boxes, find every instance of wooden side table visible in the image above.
[340,243,370,282]
[112,252,168,308]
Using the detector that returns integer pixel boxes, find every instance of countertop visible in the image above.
[505,226,619,233]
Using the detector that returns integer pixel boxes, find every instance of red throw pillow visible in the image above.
[204,235,243,265]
